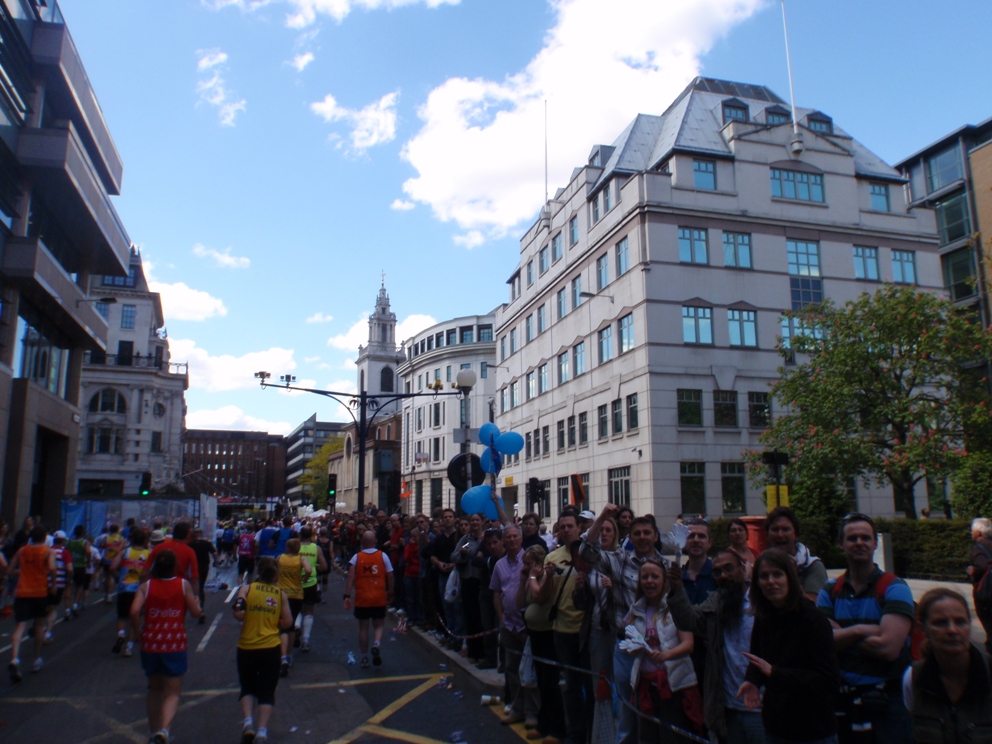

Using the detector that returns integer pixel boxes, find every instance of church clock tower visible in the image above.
[355,279,406,414]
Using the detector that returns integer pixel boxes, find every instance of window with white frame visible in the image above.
[526,261,534,286]
[557,288,567,320]
[537,305,546,333]
[723,232,751,268]
[598,404,608,439]
[721,462,746,513]
[728,309,757,347]
[574,341,586,375]
[539,245,549,273]
[892,250,916,284]
[616,237,630,276]
[626,393,638,429]
[596,254,609,291]
[608,466,631,506]
[571,276,583,309]
[853,247,880,280]
[679,227,708,264]
[538,363,548,394]
[509,328,518,353]
[569,217,578,245]
[578,412,588,444]
[557,351,570,384]
[598,326,613,364]
[619,313,634,353]
[552,232,563,262]
[682,306,713,344]
[525,315,534,343]
[526,371,535,400]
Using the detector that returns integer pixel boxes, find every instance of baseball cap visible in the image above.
[53,530,67,539]
[149,530,166,544]
[578,510,596,521]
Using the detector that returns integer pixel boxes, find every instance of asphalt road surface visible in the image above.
[0,563,523,744]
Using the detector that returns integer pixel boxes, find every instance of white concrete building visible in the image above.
[493,77,940,524]
[77,248,188,496]
[397,314,497,514]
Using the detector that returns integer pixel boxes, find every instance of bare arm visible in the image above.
[183,579,203,618]
[278,591,293,630]
[343,564,356,610]
[491,491,510,527]
[301,556,313,578]
[533,562,557,603]
[129,581,149,623]
[493,590,505,626]
[857,614,913,661]
[232,586,249,622]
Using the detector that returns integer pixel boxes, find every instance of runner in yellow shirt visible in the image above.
[110,528,150,656]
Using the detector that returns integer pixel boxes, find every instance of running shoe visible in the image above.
[360,655,370,669]
[124,643,134,657]
[279,659,289,677]
[301,641,310,653]
[150,731,169,744]
[32,657,43,673]
[371,646,382,666]
[43,632,53,645]
[254,735,267,744]
[113,635,125,654]
[241,725,256,744]
[9,660,21,683]
[64,609,71,621]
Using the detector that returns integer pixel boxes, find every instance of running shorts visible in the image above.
[117,590,138,619]
[354,605,387,620]
[140,651,188,678]
[14,596,48,622]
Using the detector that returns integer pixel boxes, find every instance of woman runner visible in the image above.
[276,539,312,676]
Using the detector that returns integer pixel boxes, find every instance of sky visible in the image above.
[57,0,992,435]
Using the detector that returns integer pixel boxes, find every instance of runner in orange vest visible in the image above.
[8,525,56,682]
[343,531,394,668]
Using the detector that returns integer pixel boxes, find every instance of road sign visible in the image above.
[446,453,486,491]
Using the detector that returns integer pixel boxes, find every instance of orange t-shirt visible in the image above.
[15,544,51,598]
[353,550,389,608]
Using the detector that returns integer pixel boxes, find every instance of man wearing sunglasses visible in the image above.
[816,513,914,744]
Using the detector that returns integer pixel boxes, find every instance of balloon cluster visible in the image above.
[459,422,524,519]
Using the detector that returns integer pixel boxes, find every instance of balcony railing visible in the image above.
[83,350,187,375]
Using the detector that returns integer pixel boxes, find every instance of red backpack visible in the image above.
[829,571,925,661]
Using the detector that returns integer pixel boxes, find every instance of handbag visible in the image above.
[547,565,573,623]
[519,638,537,688]
[444,569,461,602]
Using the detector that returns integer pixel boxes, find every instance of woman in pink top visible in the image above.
[130,549,202,744]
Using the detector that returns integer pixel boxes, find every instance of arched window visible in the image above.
[386,424,392,440]
[380,366,394,393]
[88,389,127,414]
[345,437,352,459]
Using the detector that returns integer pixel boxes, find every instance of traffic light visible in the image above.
[327,473,337,500]
[139,472,152,496]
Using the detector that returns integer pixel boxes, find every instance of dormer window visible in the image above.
[807,113,833,134]
[764,105,790,126]
[722,98,749,124]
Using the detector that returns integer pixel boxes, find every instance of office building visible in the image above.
[284,413,345,506]
[183,428,286,506]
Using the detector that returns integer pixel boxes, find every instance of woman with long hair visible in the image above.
[726,518,756,581]
[903,587,992,741]
[130,549,203,744]
[233,556,293,744]
[737,549,839,744]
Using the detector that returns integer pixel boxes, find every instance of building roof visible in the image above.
[894,115,992,168]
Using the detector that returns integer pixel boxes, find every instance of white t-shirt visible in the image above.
[349,548,394,573]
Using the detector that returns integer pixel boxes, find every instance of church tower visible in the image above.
[355,279,406,413]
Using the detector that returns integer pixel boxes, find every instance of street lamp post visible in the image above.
[254,371,472,513]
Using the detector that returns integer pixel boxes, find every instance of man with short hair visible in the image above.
[298,526,327,651]
[143,522,200,583]
[429,508,459,645]
[581,504,677,744]
[189,528,220,625]
[67,524,91,615]
[344,531,394,668]
[817,514,914,744]
[668,551,763,744]
[682,518,717,686]
[766,506,827,601]
[256,519,279,560]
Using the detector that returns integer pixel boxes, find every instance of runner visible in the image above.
[143,523,200,584]
[66,525,91,616]
[298,526,327,652]
[233,556,293,744]
[276,539,312,676]
[7,525,55,682]
[130,549,203,744]
[101,524,126,603]
[343,530,394,669]
[189,528,220,625]
[84,536,101,607]
[47,531,73,638]
[237,525,257,585]
[111,528,150,656]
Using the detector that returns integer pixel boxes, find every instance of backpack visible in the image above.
[830,570,926,661]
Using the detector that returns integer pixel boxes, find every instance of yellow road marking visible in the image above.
[366,675,442,725]
[486,702,530,742]
[294,672,449,691]
[359,724,450,744]
[2,696,70,704]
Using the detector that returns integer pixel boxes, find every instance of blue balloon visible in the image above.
[480,447,502,474]
[478,422,501,447]
[482,496,505,521]
[495,431,524,456]
[460,484,491,515]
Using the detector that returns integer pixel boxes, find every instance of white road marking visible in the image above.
[195,613,223,653]
[225,585,239,604]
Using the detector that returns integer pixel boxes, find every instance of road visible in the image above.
[0,564,522,744]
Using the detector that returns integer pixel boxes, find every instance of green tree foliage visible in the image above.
[299,436,344,508]
[746,285,992,520]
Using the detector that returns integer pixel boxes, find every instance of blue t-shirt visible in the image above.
[682,557,717,605]
[257,527,278,557]
[816,567,915,686]
[274,528,293,556]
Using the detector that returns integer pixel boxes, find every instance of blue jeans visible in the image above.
[723,708,766,744]
[838,687,912,744]
[614,640,636,744]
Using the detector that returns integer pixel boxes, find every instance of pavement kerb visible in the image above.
[401,619,504,697]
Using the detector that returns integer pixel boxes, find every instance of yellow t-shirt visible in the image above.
[238,582,283,650]
[277,554,304,600]
[546,544,583,634]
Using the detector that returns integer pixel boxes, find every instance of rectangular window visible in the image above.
[616,237,630,276]
[510,381,520,408]
[538,363,548,394]
[432,437,441,462]
[479,325,493,341]
[542,426,549,455]
[728,309,757,347]
[432,402,441,427]
[619,313,634,353]
[573,341,586,375]
[447,329,457,345]
[679,227,708,264]
[461,327,474,344]
[771,168,825,202]
[598,404,609,439]
[500,337,506,361]
[767,111,789,125]
[88,427,125,454]
[533,429,540,456]
[603,183,612,212]
[682,306,713,344]
[942,248,977,301]
[525,432,532,460]
[788,240,823,309]
[935,192,971,245]
[526,261,534,286]
[552,232,563,262]
[578,412,588,444]
[151,431,162,453]
[526,371,535,400]
[714,391,738,428]
[626,393,638,429]
[557,477,570,514]
[592,195,600,224]
[557,420,565,451]
[892,250,916,285]
[537,305,546,333]
[567,415,576,447]
[539,246,549,273]
[596,254,609,291]
[525,315,534,343]
[693,159,716,190]
[608,467,631,507]
[120,304,136,330]
[500,387,508,413]
[853,247,880,280]
[680,462,706,515]
[598,326,613,364]
[557,288,567,320]
[677,389,703,426]
[869,183,890,212]
[612,398,623,434]
[571,276,583,310]
[926,145,964,193]
[557,351,570,384]
[723,232,751,268]
[723,105,747,123]
[721,463,746,514]
[748,392,771,428]
[416,408,423,431]
[509,328,518,353]
[569,217,579,246]
[481,362,488,379]
[808,118,832,134]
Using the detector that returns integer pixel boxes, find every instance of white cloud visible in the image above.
[186,405,293,436]
[310,91,399,153]
[304,355,321,363]
[390,199,415,211]
[195,48,247,126]
[327,313,435,352]
[399,0,767,243]
[192,242,251,269]
[305,312,334,323]
[143,260,227,322]
[206,0,458,26]
[170,338,297,392]
[290,52,315,71]
[452,231,484,249]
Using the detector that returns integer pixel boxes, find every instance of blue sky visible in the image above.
[58,0,992,434]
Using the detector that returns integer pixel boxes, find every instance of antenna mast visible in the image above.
[780,0,804,154]
[544,99,549,204]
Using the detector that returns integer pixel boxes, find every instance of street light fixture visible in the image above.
[76,296,118,308]
[579,290,614,304]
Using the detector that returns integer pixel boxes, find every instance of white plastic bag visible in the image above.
[519,637,537,688]
[444,569,461,602]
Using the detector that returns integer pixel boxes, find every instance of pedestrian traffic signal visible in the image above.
[139,472,152,496]
[328,473,337,499]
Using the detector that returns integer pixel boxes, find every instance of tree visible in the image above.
[746,285,992,519]
[298,436,344,509]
